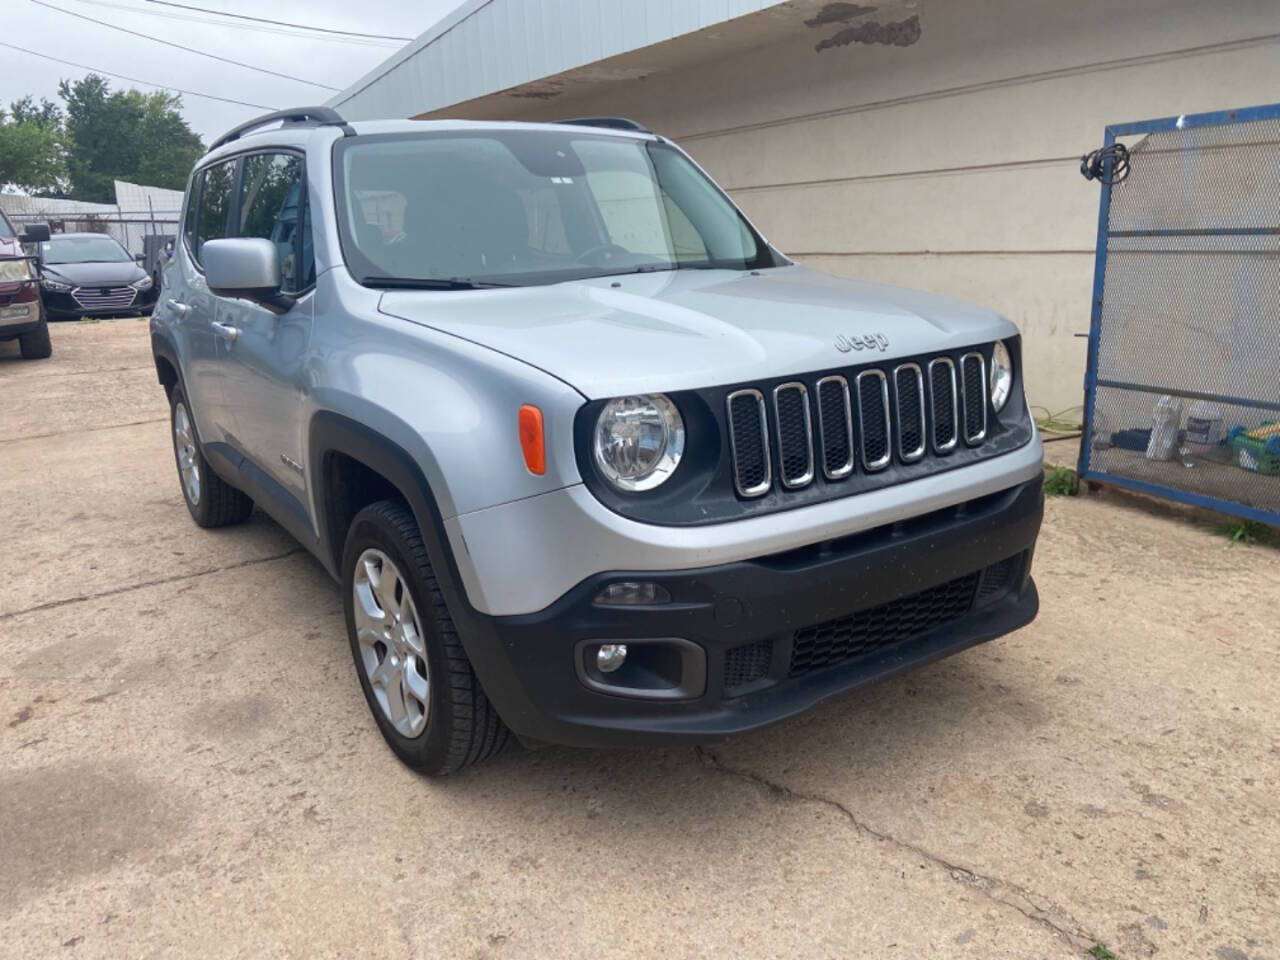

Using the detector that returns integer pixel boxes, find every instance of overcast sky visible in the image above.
[2,0,465,143]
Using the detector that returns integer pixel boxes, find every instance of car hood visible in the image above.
[378,264,1016,399]
[42,261,146,286]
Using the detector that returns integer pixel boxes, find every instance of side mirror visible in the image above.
[203,238,293,312]
[135,253,146,264]
[20,223,50,244]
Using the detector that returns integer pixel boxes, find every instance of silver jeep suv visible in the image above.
[152,108,1044,775]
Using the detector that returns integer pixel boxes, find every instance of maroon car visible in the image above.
[0,212,50,360]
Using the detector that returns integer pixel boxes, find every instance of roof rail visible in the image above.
[555,117,653,134]
[210,106,351,151]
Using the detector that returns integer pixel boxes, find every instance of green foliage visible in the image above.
[1043,466,1077,497]
[1221,518,1272,546]
[2,76,204,200]
[0,96,66,194]
[59,75,204,202]
[1087,946,1118,960]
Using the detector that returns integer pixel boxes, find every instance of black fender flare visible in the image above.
[307,410,476,619]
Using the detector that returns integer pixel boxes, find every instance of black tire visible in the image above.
[18,309,52,359]
[169,384,254,528]
[342,499,510,775]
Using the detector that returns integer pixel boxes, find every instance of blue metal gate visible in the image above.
[1078,103,1280,526]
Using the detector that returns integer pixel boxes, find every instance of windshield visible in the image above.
[41,235,131,265]
[0,213,13,239]
[335,130,776,287]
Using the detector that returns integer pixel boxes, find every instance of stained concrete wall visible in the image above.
[431,0,1280,416]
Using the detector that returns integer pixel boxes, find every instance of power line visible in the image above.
[27,0,341,90]
[63,0,402,46]
[0,41,278,110]
[144,0,413,41]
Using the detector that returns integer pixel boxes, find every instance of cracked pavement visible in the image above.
[2,319,1278,959]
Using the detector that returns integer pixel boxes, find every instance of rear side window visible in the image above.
[237,152,313,293]
[195,159,235,263]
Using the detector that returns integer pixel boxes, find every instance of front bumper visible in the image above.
[0,298,41,336]
[457,476,1043,748]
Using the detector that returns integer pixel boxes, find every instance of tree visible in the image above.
[0,97,66,195]
[58,75,204,202]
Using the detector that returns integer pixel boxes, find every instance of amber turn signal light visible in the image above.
[518,404,545,475]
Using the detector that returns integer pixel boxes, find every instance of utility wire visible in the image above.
[27,0,340,90]
[144,0,413,41]
[64,0,402,46]
[0,41,277,109]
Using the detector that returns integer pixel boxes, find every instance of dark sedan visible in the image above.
[38,233,159,319]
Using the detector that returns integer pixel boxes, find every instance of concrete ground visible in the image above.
[1,319,1277,960]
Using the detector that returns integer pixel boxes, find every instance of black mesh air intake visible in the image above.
[960,354,987,444]
[727,390,770,496]
[929,359,958,452]
[723,639,772,692]
[894,365,925,461]
[774,384,813,488]
[857,372,890,470]
[790,571,981,677]
[816,377,854,479]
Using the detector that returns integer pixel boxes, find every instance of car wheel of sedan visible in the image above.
[342,499,510,775]
[169,385,254,527]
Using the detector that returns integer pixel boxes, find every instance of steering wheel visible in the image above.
[575,243,631,265]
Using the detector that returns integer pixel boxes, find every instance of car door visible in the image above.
[175,157,237,446]
[216,150,315,518]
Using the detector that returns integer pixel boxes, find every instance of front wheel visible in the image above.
[342,499,510,775]
[18,308,51,359]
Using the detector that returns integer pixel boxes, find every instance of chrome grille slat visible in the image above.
[893,363,926,463]
[927,357,959,454]
[726,388,771,498]
[959,352,988,445]
[772,382,815,489]
[855,369,892,472]
[815,375,854,480]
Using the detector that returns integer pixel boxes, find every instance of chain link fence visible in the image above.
[1079,104,1280,526]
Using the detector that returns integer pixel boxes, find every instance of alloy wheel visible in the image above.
[173,402,200,506]
[352,548,430,738]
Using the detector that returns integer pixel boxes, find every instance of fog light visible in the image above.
[595,581,671,606]
[596,643,628,673]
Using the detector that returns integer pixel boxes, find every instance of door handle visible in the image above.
[167,299,189,318]
[210,321,240,343]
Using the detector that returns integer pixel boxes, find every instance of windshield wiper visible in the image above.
[362,276,514,290]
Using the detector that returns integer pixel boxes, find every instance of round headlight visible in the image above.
[593,394,685,492]
[990,340,1014,413]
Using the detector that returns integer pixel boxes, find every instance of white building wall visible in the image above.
[439,0,1280,414]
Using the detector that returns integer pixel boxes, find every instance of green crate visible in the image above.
[1230,422,1280,475]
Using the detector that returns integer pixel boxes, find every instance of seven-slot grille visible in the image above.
[725,348,992,499]
[71,285,137,310]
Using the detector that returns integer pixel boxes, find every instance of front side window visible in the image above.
[195,159,235,263]
[335,130,773,288]
[182,173,199,252]
[237,152,313,293]
[41,235,132,264]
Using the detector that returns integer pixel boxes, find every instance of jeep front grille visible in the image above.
[815,376,854,479]
[856,369,892,472]
[726,388,771,498]
[960,352,987,444]
[772,382,814,489]
[928,358,959,453]
[723,347,989,498]
[894,363,926,463]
